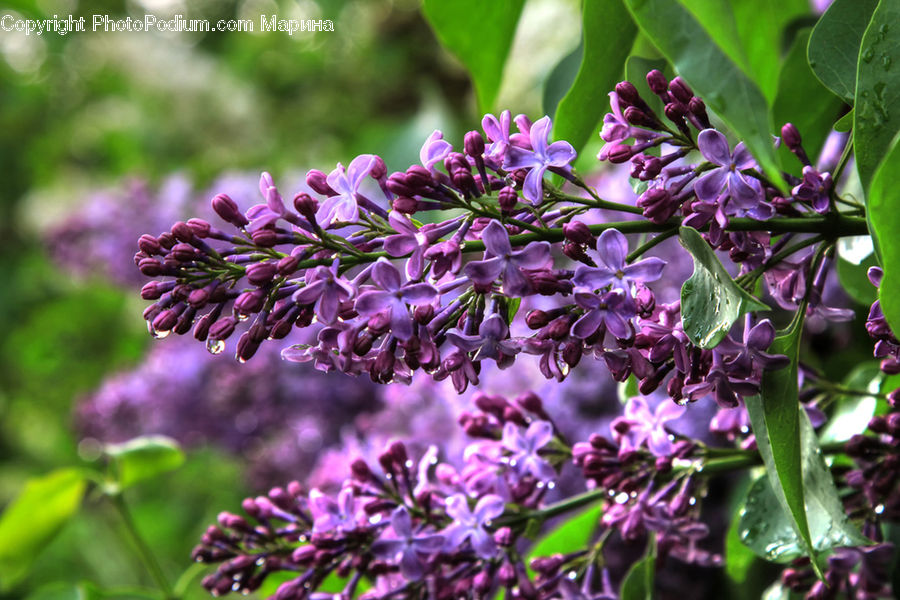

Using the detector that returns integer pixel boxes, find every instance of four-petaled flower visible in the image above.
[694,129,760,205]
[504,116,577,204]
[610,396,685,456]
[571,289,635,340]
[441,493,506,558]
[292,263,356,324]
[308,487,358,533]
[355,258,438,340]
[370,506,444,580]
[573,229,666,294]
[420,130,452,174]
[501,420,556,481]
[445,314,521,366]
[316,154,378,227]
[792,166,832,213]
[464,221,551,297]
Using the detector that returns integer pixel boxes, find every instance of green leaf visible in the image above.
[619,536,656,600]
[725,499,757,585]
[772,29,844,171]
[854,0,900,192]
[554,0,636,156]
[820,363,882,443]
[745,317,814,568]
[105,435,185,491]
[526,505,602,576]
[808,0,880,103]
[617,374,641,404]
[834,110,854,132]
[836,252,878,306]
[0,469,86,589]
[623,0,783,187]
[421,0,525,113]
[678,226,769,349]
[739,410,869,563]
[867,131,900,334]
[543,41,583,118]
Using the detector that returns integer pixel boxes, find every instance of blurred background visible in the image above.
[0,0,583,597]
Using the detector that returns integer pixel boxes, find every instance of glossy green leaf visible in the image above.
[745,316,815,569]
[834,110,854,132]
[836,248,878,306]
[526,505,602,576]
[617,374,641,404]
[0,469,86,589]
[772,29,844,170]
[678,226,769,349]
[421,0,526,113]
[739,410,869,562]
[808,0,880,103]
[619,536,656,600]
[623,0,782,186]
[867,131,900,334]
[554,0,636,156]
[820,363,882,443]
[725,502,757,585]
[854,0,900,192]
[105,435,185,491]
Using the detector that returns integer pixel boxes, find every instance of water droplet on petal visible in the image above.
[207,339,225,355]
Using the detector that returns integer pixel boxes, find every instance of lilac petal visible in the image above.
[727,171,760,203]
[474,495,505,522]
[480,314,509,340]
[482,111,510,143]
[513,241,551,269]
[406,247,425,280]
[525,420,554,449]
[694,168,728,203]
[390,308,414,340]
[414,534,445,553]
[596,229,628,271]
[747,320,776,349]
[545,140,577,166]
[624,396,651,421]
[528,116,552,155]
[573,265,616,290]
[502,421,525,452]
[444,494,469,521]
[464,257,504,285]
[384,233,419,257]
[522,166,547,205]
[371,538,406,559]
[480,221,512,257]
[445,330,482,352]
[503,146,542,171]
[346,154,377,189]
[420,131,452,171]
[399,282,438,304]
[259,172,275,197]
[572,310,604,339]
[502,263,532,296]
[622,257,667,283]
[573,290,602,310]
[317,290,341,324]
[326,163,352,196]
[604,310,632,339]
[647,429,673,456]
[391,507,413,537]
[525,455,557,481]
[265,186,285,215]
[697,129,732,165]
[293,280,326,305]
[732,142,756,170]
[388,210,418,235]
[399,550,424,580]
[372,259,402,292]
[354,291,393,315]
[656,399,687,422]
[470,529,497,559]
[332,197,360,224]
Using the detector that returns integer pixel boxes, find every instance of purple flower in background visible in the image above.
[505,116,576,204]
[309,487,359,533]
[317,154,378,227]
[501,420,556,481]
[355,259,437,340]
[571,289,635,340]
[420,130,453,173]
[792,166,832,213]
[384,213,461,280]
[445,314,521,365]
[441,494,505,558]
[464,221,551,296]
[292,263,356,324]
[573,229,666,293]
[611,396,685,456]
[694,129,760,204]
[370,507,444,580]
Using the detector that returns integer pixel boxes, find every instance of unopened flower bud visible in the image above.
[498,186,518,212]
[171,221,194,242]
[669,76,693,103]
[211,193,248,227]
[646,69,669,95]
[293,192,318,218]
[464,130,485,156]
[306,169,335,196]
[246,262,278,286]
[615,81,642,106]
[781,123,802,151]
[138,234,162,255]
[563,220,593,245]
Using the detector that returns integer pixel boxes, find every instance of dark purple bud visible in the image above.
[605,144,633,164]
[187,218,211,238]
[277,255,300,276]
[250,229,278,247]
[293,192,318,218]
[497,563,516,586]
[246,262,278,286]
[664,102,687,121]
[236,332,260,362]
[138,234,162,255]
[141,281,165,300]
[474,392,507,417]
[562,342,582,367]
[371,155,387,180]
[370,350,396,384]
[547,316,572,339]
[138,257,164,276]
[525,309,550,329]
[392,196,418,214]
[781,123,802,151]
[386,172,414,197]
[188,288,209,308]
[413,304,434,324]
[688,97,711,127]
[563,241,591,263]
[350,458,372,481]
[235,289,266,315]
[209,317,236,341]
[406,165,433,190]
[473,571,492,594]
[615,81,642,106]
[531,554,564,575]
[389,441,409,466]
[444,152,469,174]
[493,526,514,547]
[515,391,544,416]
[211,193,248,227]
[498,186,518,212]
[646,69,669,95]
[152,309,179,332]
[171,221,194,242]
[669,77,693,103]
[306,169,335,195]
[563,220,593,245]
[464,130,486,156]
[624,106,657,128]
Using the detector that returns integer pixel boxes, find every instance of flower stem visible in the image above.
[110,493,177,600]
